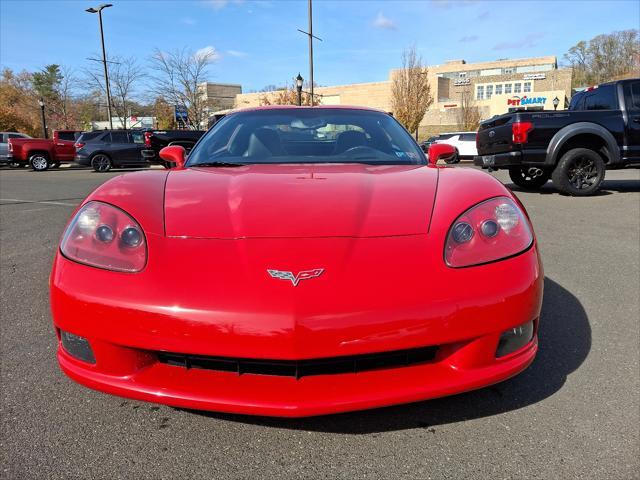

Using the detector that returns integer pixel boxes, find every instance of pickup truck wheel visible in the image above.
[91,154,112,172]
[508,166,550,189]
[552,148,605,196]
[30,153,49,172]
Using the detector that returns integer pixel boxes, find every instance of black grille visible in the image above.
[157,345,438,379]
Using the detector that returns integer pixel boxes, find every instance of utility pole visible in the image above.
[86,4,114,129]
[298,0,322,106]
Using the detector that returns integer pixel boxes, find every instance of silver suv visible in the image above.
[0,132,31,166]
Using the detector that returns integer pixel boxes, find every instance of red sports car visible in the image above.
[50,106,543,417]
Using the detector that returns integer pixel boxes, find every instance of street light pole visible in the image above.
[296,73,304,106]
[297,0,322,107]
[38,98,48,139]
[86,4,114,130]
[553,96,560,111]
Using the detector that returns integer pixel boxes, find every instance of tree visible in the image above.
[31,64,79,129]
[85,56,145,129]
[456,88,481,132]
[0,68,40,135]
[391,46,433,139]
[149,47,216,128]
[153,96,176,130]
[564,29,639,86]
[258,79,314,106]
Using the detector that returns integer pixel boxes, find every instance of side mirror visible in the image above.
[427,143,456,165]
[159,145,186,169]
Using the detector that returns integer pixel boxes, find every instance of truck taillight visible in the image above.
[512,121,533,144]
[144,132,152,147]
[8,141,13,152]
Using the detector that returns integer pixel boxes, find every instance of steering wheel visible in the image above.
[341,145,382,159]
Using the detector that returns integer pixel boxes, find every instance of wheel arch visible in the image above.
[546,122,620,167]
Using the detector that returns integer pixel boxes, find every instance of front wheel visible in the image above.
[91,154,112,172]
[508,166,550,189]
[551,148,605,196]
[30,153,49,172]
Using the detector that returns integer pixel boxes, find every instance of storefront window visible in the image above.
[476,85,484,100]
[504,67,515,74]
[524,82,532,93]
[514,83,522,93]
[505,84,512,94]
[495,84,503,95]
[486,85,493,99]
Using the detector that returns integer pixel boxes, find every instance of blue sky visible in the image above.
[1,0,638,94]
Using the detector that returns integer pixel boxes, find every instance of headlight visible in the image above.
[445,197,533,268]
[60,201,147,272]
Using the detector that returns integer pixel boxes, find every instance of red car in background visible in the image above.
[8,130,81,171]
[50,106,543,417]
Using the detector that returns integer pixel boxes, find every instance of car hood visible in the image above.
[164,164,438,239]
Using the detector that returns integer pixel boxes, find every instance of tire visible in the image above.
[91,154,112,172]
[29,153,49,172]
[508,166,550,189]
[551,148,605,196]
[444,148,460,164]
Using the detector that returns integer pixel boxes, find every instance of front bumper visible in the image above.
[51,235,543,417]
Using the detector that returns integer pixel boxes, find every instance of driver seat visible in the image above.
[333,130,367,154]
[245,128,285,157]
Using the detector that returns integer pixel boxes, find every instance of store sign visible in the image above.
[453,78,471,86]
[523,73,546,80]
[507,95,547,106]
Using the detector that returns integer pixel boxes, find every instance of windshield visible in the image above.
[187,108,425,166]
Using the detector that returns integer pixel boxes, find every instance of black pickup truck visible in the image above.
[474,78,640,195]
[142,129,206,166]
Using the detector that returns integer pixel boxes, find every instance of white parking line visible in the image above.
[0,198,78,207]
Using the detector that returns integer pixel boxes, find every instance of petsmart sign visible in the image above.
[507,95,547,107]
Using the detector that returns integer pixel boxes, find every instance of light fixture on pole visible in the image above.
[38,98,48,139]
[552,96,560,111]
[296,73,304,106]
[297,0,322,106]
[86,3,114,130]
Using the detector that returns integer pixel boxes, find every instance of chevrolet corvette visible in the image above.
[50,106,543,417]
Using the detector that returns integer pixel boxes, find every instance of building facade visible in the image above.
[234,56,573,137]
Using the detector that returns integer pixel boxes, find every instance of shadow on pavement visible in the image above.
[186,277,591,433]
[508,179,640,195]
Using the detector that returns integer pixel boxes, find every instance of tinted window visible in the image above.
[460,133,476,141]
[77,132,103,143]
[437,134,454,140]
[568,92,585,110]
[188,109,424,166]
[57,132,76,141]
[110,132,129,143]
[627,81,640,109]
[584,85,618,110]
[7,133,27,139]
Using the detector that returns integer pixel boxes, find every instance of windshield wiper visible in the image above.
[191,161,245,168]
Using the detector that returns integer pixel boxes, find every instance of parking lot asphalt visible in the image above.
[1,165,639,480]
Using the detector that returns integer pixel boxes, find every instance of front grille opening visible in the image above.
[157,345,438,379]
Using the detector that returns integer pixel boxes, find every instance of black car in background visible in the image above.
[75,130,148,172]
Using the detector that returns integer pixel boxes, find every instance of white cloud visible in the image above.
[372,12,397,30]
[194,46,221,62]
[226,50,248,58]
[205,0,244,9]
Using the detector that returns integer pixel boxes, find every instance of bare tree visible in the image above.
[564,29,639,86]
[456,88,481,132]
[259,79,314,106]
[391,46,433,140]
[149,47,216,129]
[85,56,145,129]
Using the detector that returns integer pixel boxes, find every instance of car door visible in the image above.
[0,133,7,160]
[54,131,78,162]
[128,131,146,163]
[107,131,136,165]
[623,80,640,161]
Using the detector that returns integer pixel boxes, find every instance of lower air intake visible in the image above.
[157,345,438,379]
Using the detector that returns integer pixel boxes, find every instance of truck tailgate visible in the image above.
[476,114,515,155]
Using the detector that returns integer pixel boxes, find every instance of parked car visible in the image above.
[141,129,206,167]
[434,132,478,159]
[50,106,543,417]
[0,132,31,166]
[419,136,437,153]
[7,130,81,171]
[474,78,640,195]
[75,130,149,172]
